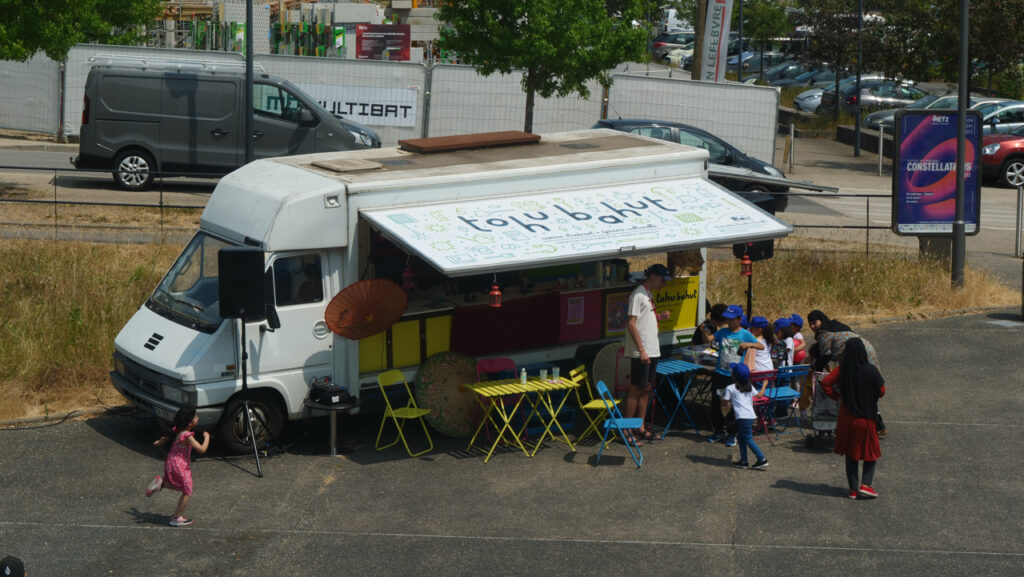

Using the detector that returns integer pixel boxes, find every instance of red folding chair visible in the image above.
[749,369,778,446]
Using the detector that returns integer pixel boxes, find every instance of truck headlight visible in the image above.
[162,385,186,404]
[982,143,1000,156]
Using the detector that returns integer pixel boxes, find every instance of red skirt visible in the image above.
[834,404,880,462]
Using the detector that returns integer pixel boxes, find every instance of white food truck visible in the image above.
[109,129,792,452]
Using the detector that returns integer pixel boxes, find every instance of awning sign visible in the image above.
[361,177,792,277]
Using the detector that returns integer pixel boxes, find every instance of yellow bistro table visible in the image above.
[463,377,579,462]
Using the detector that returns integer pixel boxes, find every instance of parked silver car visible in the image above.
[981,102,1024,135]
[819,80,928,114]
[861,95,1009,131]
[792,75,884,113]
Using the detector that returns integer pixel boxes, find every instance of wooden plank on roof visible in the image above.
[398,131,541,154]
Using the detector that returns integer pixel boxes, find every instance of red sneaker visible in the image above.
[848,490,858,500]
[145,476,162,497]
[858,485,878,499]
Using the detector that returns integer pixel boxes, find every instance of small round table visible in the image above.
[303,398,359,456]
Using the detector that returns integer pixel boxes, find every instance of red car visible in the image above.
[981,127,1024,187]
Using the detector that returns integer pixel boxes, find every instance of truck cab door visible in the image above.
[251,83,318,160]
[246,251,333,394]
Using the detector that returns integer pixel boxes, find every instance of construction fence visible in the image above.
[1,45,780,164]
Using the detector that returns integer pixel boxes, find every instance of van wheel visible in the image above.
[112,150,155,191]
[216,393,285,455]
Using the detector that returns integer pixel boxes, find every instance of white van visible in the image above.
[109,129,791,452]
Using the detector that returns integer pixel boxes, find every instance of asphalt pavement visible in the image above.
[1,312,1023,576]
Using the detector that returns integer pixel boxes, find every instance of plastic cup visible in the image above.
[551,366,560,380]
[539,369,548,381]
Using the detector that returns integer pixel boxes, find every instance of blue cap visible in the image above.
[730,362,750,380]
[645,263,673,280]
[721,304,743,319]
[740,314,749,328]
[750,315,769,329]
[789,314,804,328]
[773,317,791,332]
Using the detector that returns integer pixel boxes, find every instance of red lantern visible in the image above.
[740,254,752,277]
[402,264,416,291]
[488,282,502,308]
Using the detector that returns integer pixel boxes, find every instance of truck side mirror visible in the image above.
[299,109,316,125]
[264,304,281,330]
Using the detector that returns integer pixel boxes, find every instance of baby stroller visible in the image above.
[805,371,839,450]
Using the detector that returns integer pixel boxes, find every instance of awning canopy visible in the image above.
[360,176,793,277]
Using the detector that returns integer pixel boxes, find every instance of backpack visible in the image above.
[770,340,789,368]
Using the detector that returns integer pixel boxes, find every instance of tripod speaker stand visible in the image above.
[219,247,279,478]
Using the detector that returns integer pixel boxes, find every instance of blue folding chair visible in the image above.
[772,364,811,437]
[595,380,644,468]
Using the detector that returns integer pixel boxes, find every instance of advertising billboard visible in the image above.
[355,24,410,61]
[892,109,981,235]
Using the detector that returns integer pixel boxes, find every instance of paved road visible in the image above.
[1,312,1022,576]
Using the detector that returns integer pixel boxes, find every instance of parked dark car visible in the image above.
[761,60,808,84]
[819,80,927,114]
[592,119,790,211]
[771,66,843,88]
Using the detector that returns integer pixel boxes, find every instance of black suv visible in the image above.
[593,119,790,211]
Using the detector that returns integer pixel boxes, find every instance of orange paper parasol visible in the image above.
[325,279,408,340]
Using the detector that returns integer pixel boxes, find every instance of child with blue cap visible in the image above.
[721,362,770,470]
[773,317,794,367]
[708,304,762,445]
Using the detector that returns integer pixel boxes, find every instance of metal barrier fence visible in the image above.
[2,45,781,164]
[0,165,207,244]
[0,166,894,253]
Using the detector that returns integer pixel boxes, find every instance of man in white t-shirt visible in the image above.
[623,263,672,442]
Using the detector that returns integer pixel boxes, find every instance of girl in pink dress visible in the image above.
[145,406,211,526]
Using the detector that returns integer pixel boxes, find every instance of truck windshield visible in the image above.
[147,232,233,332]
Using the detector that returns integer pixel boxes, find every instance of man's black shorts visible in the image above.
[629,357,659,388]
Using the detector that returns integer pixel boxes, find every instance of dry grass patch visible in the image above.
[706,248,1019,324]
[0,239,182,420]
[0,201,201,230]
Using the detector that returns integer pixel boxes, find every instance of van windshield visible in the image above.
[147,232,233,332]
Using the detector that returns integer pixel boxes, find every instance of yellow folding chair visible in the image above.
[376,369,434,457]
[570,365,620,447]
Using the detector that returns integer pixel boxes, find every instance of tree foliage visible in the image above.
[0,0,162,62]
[437,0,649,132]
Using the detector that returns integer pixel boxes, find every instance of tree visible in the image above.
[743,0,790,81]
[859,1,934,83]
[792,0,860,120]
[437,0,649,133]
[0,0,161,62]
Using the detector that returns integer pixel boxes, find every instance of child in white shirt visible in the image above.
[722,363,770,470]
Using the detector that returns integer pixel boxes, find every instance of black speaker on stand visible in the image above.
[219,247,268,478]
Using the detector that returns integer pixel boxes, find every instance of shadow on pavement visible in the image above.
[126,507,170,527]
[686,454,735,468]
[771,479,848,499]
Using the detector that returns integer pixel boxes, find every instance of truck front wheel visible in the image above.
[216,393,284,455]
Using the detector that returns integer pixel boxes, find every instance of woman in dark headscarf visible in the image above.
[820,338,886,499]
[807,310,878,368]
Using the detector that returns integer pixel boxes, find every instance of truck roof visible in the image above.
[266,129,707,193]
